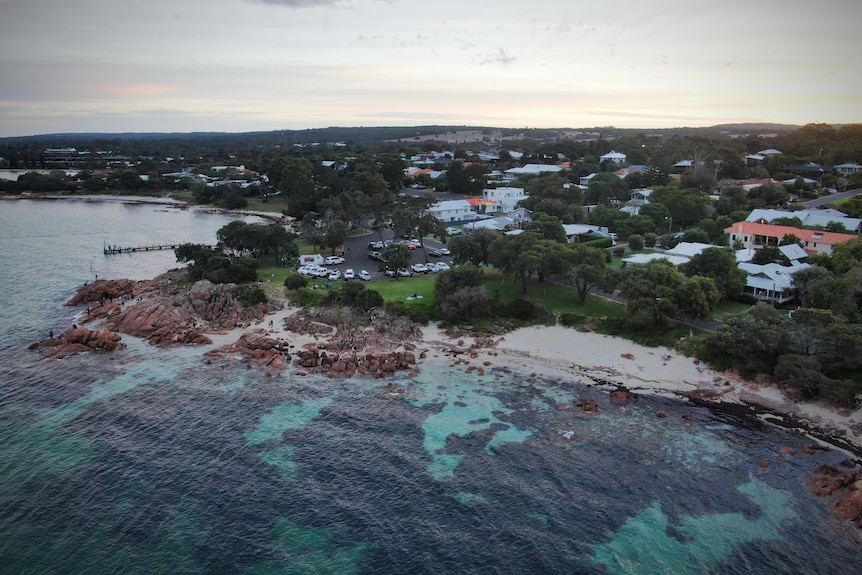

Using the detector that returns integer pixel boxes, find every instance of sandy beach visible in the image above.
[412,322,862,455]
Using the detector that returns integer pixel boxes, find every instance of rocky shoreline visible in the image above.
[28,272,862,534]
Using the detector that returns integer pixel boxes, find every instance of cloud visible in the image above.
[247,0,349,7]
[478,48,516,67]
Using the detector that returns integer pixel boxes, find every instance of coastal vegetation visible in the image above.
[5,122,862,409]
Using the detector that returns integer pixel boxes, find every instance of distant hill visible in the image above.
[0,123,810,148]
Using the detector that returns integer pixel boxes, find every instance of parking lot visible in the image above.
[297,232,454,282]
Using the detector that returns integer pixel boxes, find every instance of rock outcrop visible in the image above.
[29,325,124,358]
[207,330,291,370]
[66,279,134,306]
[810,464,862,529]
[293,346,416,378]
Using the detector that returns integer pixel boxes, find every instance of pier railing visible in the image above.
[103,243,214,255]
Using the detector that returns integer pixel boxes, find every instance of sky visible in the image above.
[0,0,860,137]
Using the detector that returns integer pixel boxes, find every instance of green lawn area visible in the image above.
[480,268,625,318]
[712,300,752,320]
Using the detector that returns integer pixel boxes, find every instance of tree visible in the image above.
[433,264,485,300]
[617,260,684,325]
[751,245,785,265]
[675,275,720,319]
[526,213,567,243]
[323,219,348,255]
[488,232,544,294]
[383,244,411,274]
[279,157,317,217]
[652,187,711,226]
[585,172,629,206]
[707,303,791,373]
[681,247,747,300]
[628,234,644,252]
[566,245,612,304]
[449,228,497,266]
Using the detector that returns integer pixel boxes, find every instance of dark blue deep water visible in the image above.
[1,199,860,574]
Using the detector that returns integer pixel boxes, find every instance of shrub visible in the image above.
[628,234,644,252]
[644,232,657,248]
[438,286,489,324]
[612,246,625,257]
[559,312,587,327]
[503,297,538,320]
[236,285,267,308]
[284,273,308,290]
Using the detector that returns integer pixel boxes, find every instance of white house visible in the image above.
[579,172,597,187]
[502,164,563,182]
[737,261,810,304]
[562,224,612,243]
[599,151,627,164]
[482,187,527,212]
[427,200,477,223]
[834,162,862,176]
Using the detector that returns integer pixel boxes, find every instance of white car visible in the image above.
[410,263,428,274]
[438,247,451,256]
[324,255,345,265]
[425,262,440,273]
[435,262,451,271]
[328,270,342,281]
[358,270,372,281]
[343,269,355,280]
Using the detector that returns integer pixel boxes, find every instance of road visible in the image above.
[803,188,861,208]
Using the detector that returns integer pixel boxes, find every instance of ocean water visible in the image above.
[0,199,860,575]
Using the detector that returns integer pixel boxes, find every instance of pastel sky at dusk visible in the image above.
[0,0,859,137]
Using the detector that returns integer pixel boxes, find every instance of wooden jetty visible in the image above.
[103,243,189,255]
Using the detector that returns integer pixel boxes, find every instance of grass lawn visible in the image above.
[481,269,626,319]
[712,300,752,320]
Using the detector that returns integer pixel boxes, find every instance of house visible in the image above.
[579,172,597,187]
[834,162,862,176]
[783,163,829,179]
[507,207,533,225]
[482,186,526,212]
[623,252,691,267]
[745,208,862,233]
[614,165,647,178]
[665,242,713,259]
[725,221,858,255]
[562,224,612,243]
[427,199,478,223]
[737,261,810,304]
[467,216,515,232]
[502,164,564,182]
[599,151,627,164]
[629,188,652,205]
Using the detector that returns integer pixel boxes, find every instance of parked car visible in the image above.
[358,270,372,281]
[429,249,442,257]
[328,270,342,281]
[384,268,396,278]
[446,227,461,235]
[343,269,355,280]
[435,262,451,271]
[438,247,451,256]
[368,241,384,250]
[425,262,440,273]
[397,268,412,277]
[411,263,428,274]
[324,255,345,265]
[368,251,385,261]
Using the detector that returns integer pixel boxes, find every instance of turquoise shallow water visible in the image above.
[0,199,860,574]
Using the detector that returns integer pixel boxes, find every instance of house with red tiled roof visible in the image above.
[725,221,857,255]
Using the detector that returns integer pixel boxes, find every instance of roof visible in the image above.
[429,199,473,212]
[745,208,862,232]
[504,164,564,175]
[778,243,808,261]
[623,253,690,266]
[563,224,603,237]
[665,242,713,258]
[739,261,810,292]
[758,149,782,155]
[464,197,496,206]
[470,217,514,231]
[725,221,859,246]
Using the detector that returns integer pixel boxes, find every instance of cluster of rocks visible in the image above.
[809,463,862,529]
[207,331,291,370]
[293,346,417,378]
[28,325,124,358]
